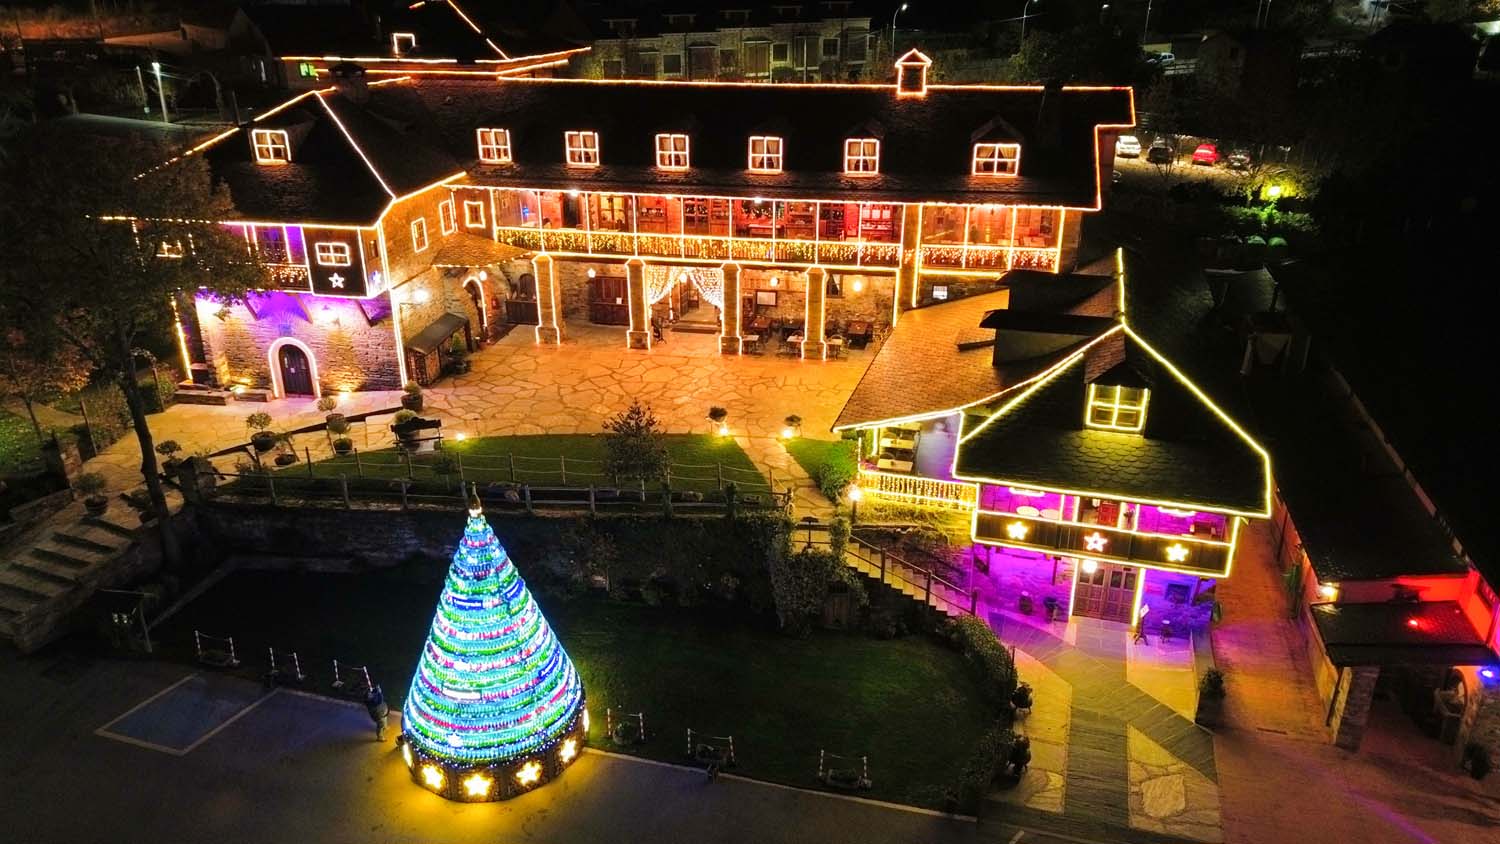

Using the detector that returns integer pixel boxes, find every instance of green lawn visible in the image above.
[783,437,856,480]
[157,567,991,808]
[293,433,768,494]
[1,411,42,473]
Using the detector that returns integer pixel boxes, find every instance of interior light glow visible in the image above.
[1080,559,1098,575]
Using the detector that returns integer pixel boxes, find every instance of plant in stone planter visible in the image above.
[708,405,729,436]
[782,414,803,439]
[327,414,353,455]
[155,439,183,473]
[1195,667,1227,728]
[393,409,421,448]
[246,412,276,453]
[447,337,471,375]
[401,380,424,412]
[75,472,108,516]
[273,432,298,467]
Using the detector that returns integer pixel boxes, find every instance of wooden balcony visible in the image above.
[495,227,902,269]
[973,510,1236,576]
[919,244,1059,273]
[265,263,311,291]
[859,468,978,510]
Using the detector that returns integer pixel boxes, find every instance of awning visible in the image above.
[406,312,468,355]
[1311,601,1498,668]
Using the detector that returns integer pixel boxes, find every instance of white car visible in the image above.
[1115,135,1142,158]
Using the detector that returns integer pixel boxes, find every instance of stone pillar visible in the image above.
[531,255,562,345]
[1331,665,1380,751]
[1458,671,1500,767]
[625,258,651,350]
[719,262,742,355]
[801,267,827,360]
[893,204,922,324]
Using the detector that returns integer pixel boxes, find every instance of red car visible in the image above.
[1191,144,1220,166]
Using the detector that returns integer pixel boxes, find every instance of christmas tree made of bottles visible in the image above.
[399,490,587,802]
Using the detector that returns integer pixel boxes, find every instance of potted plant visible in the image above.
[328,415,353,455]
[1195,668,1226,728]
[75,472,108,516]
[401,381,424,412]
[708,405,729,436]
[246,412,276,453]
[447,338,471,375]
[1462,742,1492,781]
[783,414,803,439]
[155,439,183,473]
[317,395,338,416]
[273,433,298,467]
[393,409,420,448]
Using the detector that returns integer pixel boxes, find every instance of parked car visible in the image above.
[1226,149,1252,171]
[1191,144,1220,166]
[1114,134,1142,158]
[1146,141,1174,165]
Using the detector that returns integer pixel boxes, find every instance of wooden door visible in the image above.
[589,276,629,325]
[1072,563,1138,623]
[277,344,314,396]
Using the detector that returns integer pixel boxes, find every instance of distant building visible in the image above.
[574,1,873,82]
[1194,29,1301,99]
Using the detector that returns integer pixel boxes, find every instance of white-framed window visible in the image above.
[565,130,600,167]
[1085,384,1149,432]
[972,143,1021,177]
[391,32,416,55]
[476,128,512,164]
[157,240,185,259]
[655,133,690,170]
[313,241,352,267]
[251,129,290,164]
[411,218,428,253]
[463,200,485,228]
[748,135,784,173]
[439,199,457,235]
[844,138,879,175]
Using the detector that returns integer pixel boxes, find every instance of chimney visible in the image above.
[1033,79,1064,149]
[894,48,931,98]
[329,62,369,104]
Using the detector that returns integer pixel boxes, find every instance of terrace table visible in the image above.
[1016,505,1041,518]
[876,457,915,472]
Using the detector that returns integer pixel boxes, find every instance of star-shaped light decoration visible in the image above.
[1006,521,1029,540]
[1166,543,1190,563]
[515,761,543,786]
[421,765,445,790]
[559,738,578,763]
[1084,531,1109,552]
[463,773,493,798]
[328,272,345,288]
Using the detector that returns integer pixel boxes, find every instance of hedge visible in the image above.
[945,615,1018,711]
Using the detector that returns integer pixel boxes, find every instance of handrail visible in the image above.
[802,528,976,617]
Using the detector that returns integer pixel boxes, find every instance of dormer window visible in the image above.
[476,128,512,164]
[411,218,428,253]
[251,129,290,164]
[157,240,185,259]
[439,199,457,235]
[565,131,600,167]
[656,133,690,170]
[463,200,485,228]
[748,136,784,173]
[844,138,879,175]
[314,242,352,267]
[1086,384,1149,432]
[391,32,416,55]
[972,143,1021,177]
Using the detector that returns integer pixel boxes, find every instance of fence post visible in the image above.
[399,479,409,510]
[924,570,933,608]
[305,447,314,477]
[969,589,979,615]
[639,478,646,503]
[662,482,672,517]
[340,474,351,509]
[665,464,671,489]
[523,484,534,515]
[588,485,596,516]
[509,453,516,483]
[267,473,278,506]
[78,397,99,456]
[879,548,887,585]
[768,467,776,494]
[560,455,567,486]
[354,447,363,478]
[456,451,464,483]
[404,450,414,479]
[716,462,724,490]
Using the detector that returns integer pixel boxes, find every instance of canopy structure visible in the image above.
[399,493,587,801]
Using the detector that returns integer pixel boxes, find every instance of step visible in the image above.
[671,321,721,334]
[30,544,96,571]
[83,515,139,540]
[0,570,65,602]
[53,529,122,555]
[0,588,40,614]
[15,557,81,587]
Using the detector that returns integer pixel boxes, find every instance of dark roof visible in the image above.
[1310,602,1496,667]
[978,311,1114,335]
[407,312,469,354]
[242,6,378,56]
[326,76,1131,207]
[954,326,1272,515]
[584,1,875,38]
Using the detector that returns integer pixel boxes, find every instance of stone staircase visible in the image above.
[0,509,145,652]
[842,538,976,619]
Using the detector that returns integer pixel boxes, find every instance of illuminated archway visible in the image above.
[463,275,488,334]
[266,336,322,399]
[645,266,724,311]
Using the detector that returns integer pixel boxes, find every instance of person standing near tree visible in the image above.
[365,683,390,741]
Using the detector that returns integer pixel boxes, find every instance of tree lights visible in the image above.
[399,492,587,801]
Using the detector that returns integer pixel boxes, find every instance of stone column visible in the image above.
[625,257,651,350]
[801,267,827,360]
[894,204,922,324]
[531,255,562,345]
[1331,665,1380,751]
[1458,671,1500,768]
[719,262,742,355]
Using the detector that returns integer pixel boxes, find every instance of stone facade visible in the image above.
[1458,668,1500,768]
[1331,665,1381,751]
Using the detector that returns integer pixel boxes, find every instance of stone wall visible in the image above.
[193,293,401,394]
[1331,665,1381,750]
[391,269,485,356]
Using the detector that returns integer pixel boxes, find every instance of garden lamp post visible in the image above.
[1020,0,1040,44]
[848,485,863,524]
[890,3,908,58]
[150,61,169,123]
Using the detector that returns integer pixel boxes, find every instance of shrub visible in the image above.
[245,412,272,433]
[74,472,106,497]
[952,725,1016,811]
[326,414,350,437]
[944,615,1018,711]
[707,406,728,423]
[316,396,338,413]
[603,400,669,484]
[768,545,866,636]
[814,440,858,501]
[431,452,459,477]
[1199,668,1226,699]
[403,380,422,396]
[393,409,417,424]
[154,440,181,458]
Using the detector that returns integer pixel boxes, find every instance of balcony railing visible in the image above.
[973,510,1234,576]
[859,468,978,510]
[265,263,311,290]
[919,243,1059,273]
[495,227,902,269]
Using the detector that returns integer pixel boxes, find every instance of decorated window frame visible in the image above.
[391,32,416,55]
[655,133,690,170]
[314,241,353,267]
[748,135,784,173]
[476,128,512,164]
[564,130,601,168]
[411,218,429,253]
[251,129,291,164]
[1085,384,1149,432]
[463,200,486,228]
[843,138,879,175]
[439,199,457,235]
[972,142,1021,177]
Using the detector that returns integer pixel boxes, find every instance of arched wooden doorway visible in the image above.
[463,276,488,339]
[267,338,319,398]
